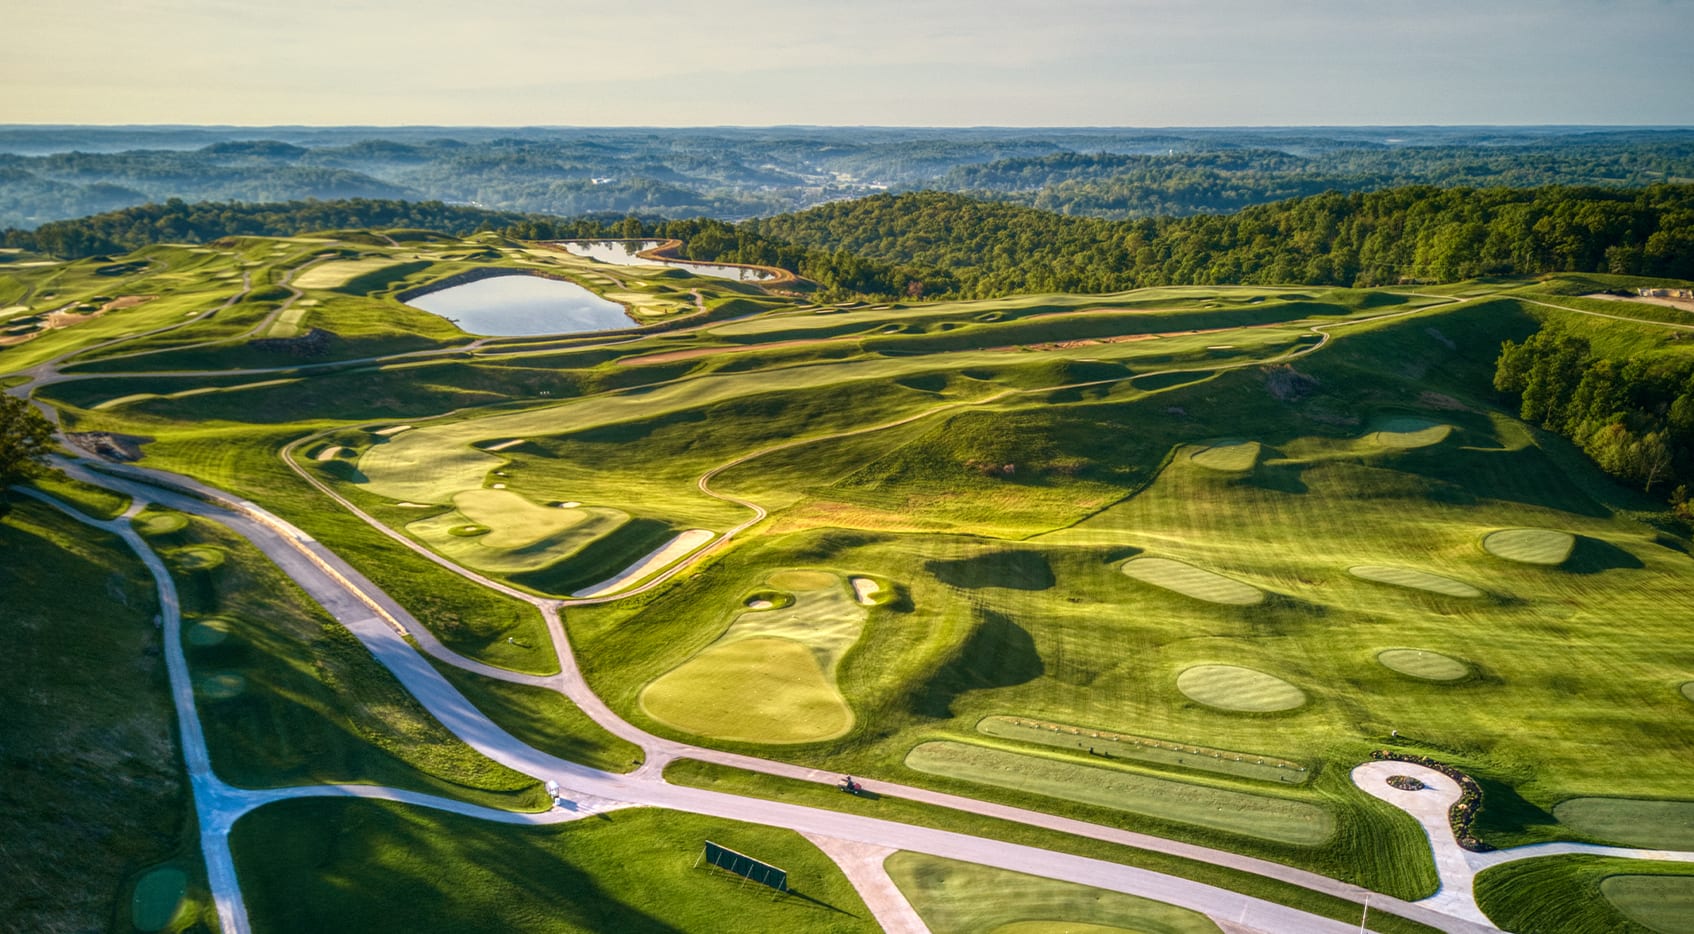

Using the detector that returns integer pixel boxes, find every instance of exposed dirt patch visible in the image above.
[65,431,152,462]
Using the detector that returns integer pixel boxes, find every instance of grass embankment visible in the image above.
[231,799,877,934]
[25,470,131,519]
[664,760,1437,934]
[1474,856,1694,934]
[887,852,1221,933]
[430,660,644,773]
[149,509,546,809]
[0,499,212,932]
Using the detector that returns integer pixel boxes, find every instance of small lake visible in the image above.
[558,240,774,282]
[406,273,632,335]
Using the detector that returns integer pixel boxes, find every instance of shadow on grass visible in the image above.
[1563,535,1644,574]
[926,549,1055,590]
[782,888,864,918]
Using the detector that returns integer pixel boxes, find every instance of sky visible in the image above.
[4,0,1692,126]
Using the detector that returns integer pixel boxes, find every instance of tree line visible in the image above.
[1494,328,1694,512]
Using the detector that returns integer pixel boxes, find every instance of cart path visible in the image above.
[802,836,930,934]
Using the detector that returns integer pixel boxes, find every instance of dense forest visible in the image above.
[4,126,1692,229]
[1494,329,1694,515]
[9,185,1694,301]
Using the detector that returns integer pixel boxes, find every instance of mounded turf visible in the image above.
[1482,528,1576,565]
[1376,649,1470,682]
[978,716,1310,784]
[885,852,1221,934]
[1601,874,1694,933]
[1120,557,1264,605]
[405,489,628,573]
[1552,798,1694,849]
[131,866,187,932]
[1364,417,1452,449]
[1188,439,1261,472]
[1175,665,1306,712]
[1348,565,1483,598]
[640,637,853,743]
[904,741,1333,845]
[1683,682,1694,704]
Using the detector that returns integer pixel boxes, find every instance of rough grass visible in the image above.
[1347,565,1484,598]
[431,661,644,774]
[0,499,213,933]
[1375,649,1470,682]
[1120,557,1264,606]
[1551,798,1694,849]
[1482,528,1576,565]
[231,799,877,934]
[977,716,1311,784]
[1475,856,1694,934]
[167,513,545,808]
[904,741,1334,845]
[886,852,1221,934]
[1175,665,1307,712]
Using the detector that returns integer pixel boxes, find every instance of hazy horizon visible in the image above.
[6,0,1692,127]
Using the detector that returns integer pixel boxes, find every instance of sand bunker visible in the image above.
[1377,648,1470,681]
[1177,665,1306,712]
[1364,417,1452,449]
[373,424,413,437]
[1188,439,1261,472]
[314,445,348,462]
[196,672,246,700]
[1483,528,1576,565]
[393,502,434,508]
[746,599,775,610]
[572,529,714,597]
[1349,565,1483,598]
[484,438,526,452]
[1122,557,1264,605]
[850,577,882,605]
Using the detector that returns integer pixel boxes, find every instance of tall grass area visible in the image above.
[0,500,213,932]
[154,511,545,809]
[231,799,877,934]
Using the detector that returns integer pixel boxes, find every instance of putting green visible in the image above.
[170,546,227,572]
[1683,681,1694,704]
[187,617,234,647]
[130,866,187,932]
[978,716,1309,784]
[406,490,628,574]
[639,637,853,743]
[885,853,1220,934]
[904,741,1332,845]
[1377,648,1470,682]
[1121,557,1263,605]
[1365,416,1452,448]
[767,569,839,591]
[1553,798,1694,849]
[134,511,188,536]
[1601,874,1694,934]
[1483,528,1576,565]
[1176,665,1306,712]
[1188,439,1261,472]
[1349,565,1483,598]
[294,258,404,290]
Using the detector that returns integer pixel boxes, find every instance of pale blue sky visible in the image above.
[4,0,1690,125]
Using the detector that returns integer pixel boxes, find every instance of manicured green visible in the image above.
[231,799,878,934]
[1481,528,1576,565]
[1121,557,1265,606]
[1187,439,1261,472]
[1375,649,1470,682]
[977,716,1310,784]
[1175,665,1307,712]
[886,852,1221,934]
[1475,856,1694,934]
[1552,798,1694,849]
[905,741,1333,845]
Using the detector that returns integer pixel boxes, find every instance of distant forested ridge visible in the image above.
[9,184,1694,301]
[3,198,530,258]
[1494,328,1694,515]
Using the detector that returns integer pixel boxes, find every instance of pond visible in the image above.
[405,272,632,335]
[558,239,774,282]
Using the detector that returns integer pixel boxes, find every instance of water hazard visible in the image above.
[558,240,774,282]
[405,272,632,335]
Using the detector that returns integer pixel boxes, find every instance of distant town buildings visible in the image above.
[1639,287,1694,300]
